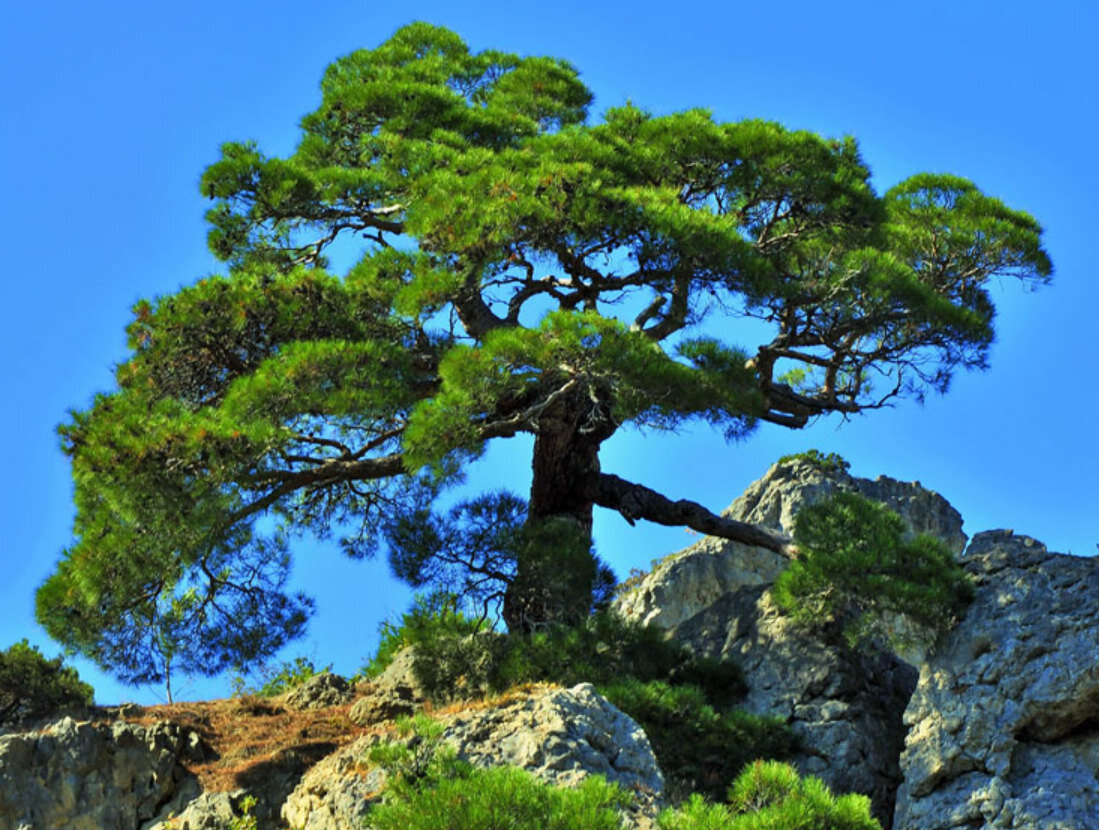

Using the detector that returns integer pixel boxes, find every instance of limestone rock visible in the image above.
[349,648,425,726]
[284,683,663,830]
[285,672,354,710]
[145,788,240,830]
[281,734,387,830]
[894,531,1099,829]
[615,457,966,631]
[348,684,418,726]
[443,683,663,795]
[672,586,916,828]
[0,717,194,830]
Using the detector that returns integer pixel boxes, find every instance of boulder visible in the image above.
[443,683,663,794]
[285,672,354,710]
[281,733,387,830]
[615,456,966,632]
[145,789,241,830]
[349,648,425,726]
[0,717,195,830]
[894,531,1099,829]
[672,586,916,828]
[284,683,663,830]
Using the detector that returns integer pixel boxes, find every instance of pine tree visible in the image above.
[38,23,1050,684]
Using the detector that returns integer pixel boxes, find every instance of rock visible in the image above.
[349,648,426,726]
[0,717,195,830]
[285,672,354,710]
[284,683,663,830]
[443,683,664,795]
[144,786,238,830]
[672,586,916,829]
[281,733,390,830]
[348,685,418,726]
[615,457,966,632]
[894,531,1099,829]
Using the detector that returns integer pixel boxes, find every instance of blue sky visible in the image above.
[2,1,1096,705]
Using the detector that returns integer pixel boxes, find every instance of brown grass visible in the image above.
[119,695,377,793]
[107,683,559,794]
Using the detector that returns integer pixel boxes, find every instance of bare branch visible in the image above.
[591,473,796,557]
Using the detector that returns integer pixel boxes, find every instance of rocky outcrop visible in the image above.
[146,790,242,830]
[615,457,966,631]
[284,683,663,830]
[281,734,387,830]
[285,672,354,710]
[0,717,198,830]
[443,683,663,794]
[673,586,916,828]
[894,531,1099,829]
[610,457,966,827]
[349,648,424,727]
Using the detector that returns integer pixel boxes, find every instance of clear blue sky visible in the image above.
[2,1,1096,705]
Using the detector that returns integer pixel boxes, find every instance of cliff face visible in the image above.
[2,460,1098,829]
[614,457,966,636]
[895,531,1099,830]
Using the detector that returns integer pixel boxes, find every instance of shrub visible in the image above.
[360,592,490,681]
[492,611,712,692]
[658,760,880,829]
[0,639,94,725]
[774,491,974,649]
[776,449,851,475]
[601,680,798,803]
[367,715,629,830]
[369,765,628,830]
[252,656,332,697]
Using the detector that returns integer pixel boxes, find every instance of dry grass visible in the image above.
[104,683,560,794]
[120,695,377,793]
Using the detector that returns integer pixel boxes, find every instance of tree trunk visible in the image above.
[503,386,614,632]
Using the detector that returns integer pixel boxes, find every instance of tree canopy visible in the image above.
[37,23,1050,684]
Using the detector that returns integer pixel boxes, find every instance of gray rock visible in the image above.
[283,683,663,830]
[673,587,916,829]
[894,531,1099,829]
[145,787,238,830]
[348,684,418,726]
[615,457,966,633]
[0,717,195,830]
[443,683,663,795]
[349,647,426,726]
[285,672,354,710]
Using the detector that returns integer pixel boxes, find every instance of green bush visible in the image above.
[360,592,490,681]
[601,680,798,803]
[0,640,94,725]
[492,611,725,693]
[776,449,851,475]
[367,715,629,830]
[774,491,973,649]
[659,761,880,829]
[231,655,333,698]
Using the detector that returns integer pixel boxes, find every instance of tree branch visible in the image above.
[591,473,796,557]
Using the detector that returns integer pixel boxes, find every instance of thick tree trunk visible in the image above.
[503,386,614,632]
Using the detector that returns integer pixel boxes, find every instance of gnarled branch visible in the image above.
[591,473,796,557]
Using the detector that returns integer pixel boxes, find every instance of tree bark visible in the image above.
[592,473,797,558]
[503,385,615,631]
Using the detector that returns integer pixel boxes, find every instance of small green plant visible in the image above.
[658,760,880,829]
[227,794,258,830]
[774,491,973,649]
[232,656,332,698]
[0,640,94,725]
[777,449,851,475]
[367,715,629,830]
[601,680,799,803]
